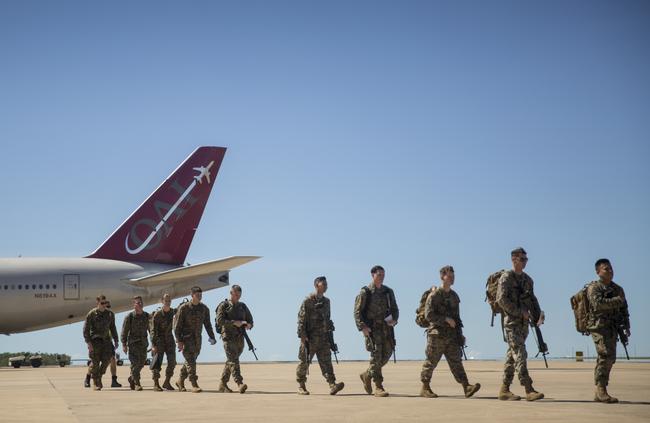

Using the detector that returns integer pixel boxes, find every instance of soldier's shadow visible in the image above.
[541,399,650,405]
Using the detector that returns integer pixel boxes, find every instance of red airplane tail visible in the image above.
[87,146,226,265]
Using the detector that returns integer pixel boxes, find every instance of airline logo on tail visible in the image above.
[125,161,215,254]
[88,146,226,265]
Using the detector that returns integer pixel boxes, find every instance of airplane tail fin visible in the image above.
[87,146,226,265]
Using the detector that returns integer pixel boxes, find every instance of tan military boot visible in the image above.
[594,385,618,403]
[176,376,187,392]
[374,382,389,397]
[190,380,202,393]
[463,382,481,398]
[297,382,310,395]
[498,384,521,401]
[134,384,143,392]
[238,383,248,394]
[524,384,544,401]
[329,381,345,395]
[127,376,135,391]
[218,381,234,393]
[153,378,163,392]
[359,372,372,395]
[92,378,102,391]
[162,377,175,391]
[420,382,437,398]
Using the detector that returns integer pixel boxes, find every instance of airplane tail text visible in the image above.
[87,146,226,265]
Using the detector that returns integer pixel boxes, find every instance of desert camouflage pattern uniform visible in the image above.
[121,311,151,385]
[150,307,177,381]
[587,280,629,387]
[296,294,336,384]
[83,307,118,382]
[420,288,469,385]
[174,302,215,384]
[354,284,399,384]
[215,300,254,385]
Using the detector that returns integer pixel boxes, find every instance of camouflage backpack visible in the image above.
[415,287,436,328]
[570,283,592,335]
[485,269,507,324]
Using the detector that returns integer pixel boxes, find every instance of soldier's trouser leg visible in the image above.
[90,340,111,380]
[296,344,317,383]
[444,339,469,385]
[420,335,444,383]
[367,331,393,384]
[128,344,147,384]
[502,324,531,387]
[223,338,245,384]
[592,330,617,386]
[315,343,336,384]
[181,340,201,383]
[165,345,177,379]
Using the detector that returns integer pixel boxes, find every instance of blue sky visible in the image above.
[1,1,648,363]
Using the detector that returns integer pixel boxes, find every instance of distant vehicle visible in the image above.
[0,146,259,335]
[8,355,42,368]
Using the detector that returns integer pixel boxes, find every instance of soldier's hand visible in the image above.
[625,328,631,338]
[300,336,307,345]
[362,326,371,337]
[387,320,397,327]
[177,342,185,352]
[87,342,93,353]
[537,311,545,327]
[122,344,128,354]
[152,346,158,354]
[233,320,243,328]
[208,338,217,345]
[522,310,530,321]
[445,317,457,328]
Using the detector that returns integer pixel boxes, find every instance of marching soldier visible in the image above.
[587,258,630,403]
[84,299,121,388]
[121,296,150,391]
[496,248,545,401]
[296,276,345,395]
[83,295,119,390]
[174,286,217,393]
[354,265,399,397]
[150,293,177,391]
[215,284,253,394]
[419,266,480,398]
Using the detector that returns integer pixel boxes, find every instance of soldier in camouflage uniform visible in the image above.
[420,266,480,398]
[150,293,177,391]
[496,247,545,401]
[83,295,119,390]
[121,296,150,391]
[83,299,121,389]
[587,258,630,403]
[296,276,345,396]
[215,284,253,394]
[174,286,217,393]
[354,265,399,397]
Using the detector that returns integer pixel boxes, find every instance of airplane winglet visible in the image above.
[127,256,261,287]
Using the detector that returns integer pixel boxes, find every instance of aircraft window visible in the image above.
[32,284,36,289]
[3,285,7,290]
[46,284,50,289]
[18,285,22,290]
[25,285,29,290]
[39,284,43,289]
[53,284,57,289]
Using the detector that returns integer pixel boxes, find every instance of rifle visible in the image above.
[241,326,258,361]
[304,339,310,375]
[456,325,468,361]
[529,319,549,368]
[327,330,339,364]
[616,324,630,360]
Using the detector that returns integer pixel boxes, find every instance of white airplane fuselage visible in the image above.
[0,257,228,334]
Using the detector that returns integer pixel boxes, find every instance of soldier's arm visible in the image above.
[121,314,130,345]
[110,312,119,345]
[203,306,216,339]
[216,302,233,330]
[454,292,464,328]
[83,312,92,344]
[173,307,184,340]
[245,304,254,328]
[524,278,542,320]
[619,286,631,330]
[297,300,308,338]
[496,273,522,317]
[353,290,368,331]
[325,300,334,331]
[425,293,446,326]
[588,284,625,312]
[389,289,399,322]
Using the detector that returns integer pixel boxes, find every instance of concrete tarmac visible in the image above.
[1,360,648,423]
